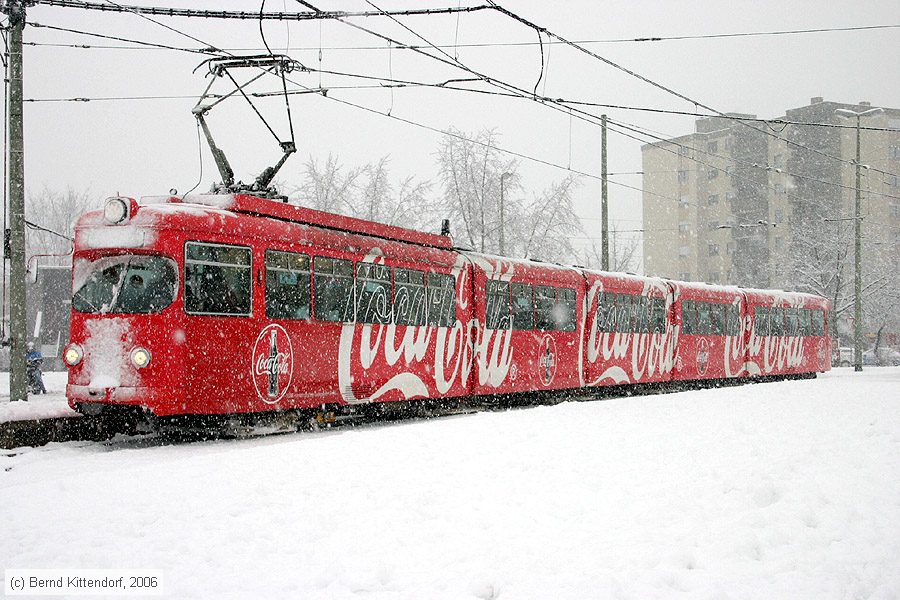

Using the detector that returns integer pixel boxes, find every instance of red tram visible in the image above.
[63,194,831,422]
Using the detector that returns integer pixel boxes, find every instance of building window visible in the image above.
[679,197,690,208]
[679,145,690,156]
[679,272,691,281]
[678,170,689,183]
[679,222,691,233]
[773,154,785,168]
[775,209,784,223]
[890,203,900,218]
[708,220,720,230]
[708,243,720,256]
[890,145,900,160]
[707,168,719,180]
[775,237,784,250]
[774,184,785,195]
[889,175,899,188]
[726,192,735,201]
[708,272,720,283]
[679,246,690,257]
[727,242,736,255]
[708,194,719,205]
[707,141,718,153]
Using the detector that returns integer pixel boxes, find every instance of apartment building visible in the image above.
[642,97,900,295]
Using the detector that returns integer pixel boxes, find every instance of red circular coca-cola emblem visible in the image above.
[538,334,557,386]
[697,337,710,376]
[251,324,294,404]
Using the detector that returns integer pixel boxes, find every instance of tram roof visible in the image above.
[151,193,454,251]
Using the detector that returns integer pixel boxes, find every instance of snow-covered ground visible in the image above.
[0,372,78,422]
[2,368,899,599]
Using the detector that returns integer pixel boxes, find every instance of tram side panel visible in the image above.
[581,272,676,388]
[742,289,831,378]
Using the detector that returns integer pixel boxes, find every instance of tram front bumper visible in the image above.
[67,384,186,417]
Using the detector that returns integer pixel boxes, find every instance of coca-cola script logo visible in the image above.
[697,337,710,376]
[251,324,294,405]
[538,334,557,386]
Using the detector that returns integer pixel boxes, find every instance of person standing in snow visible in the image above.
[26,341,47,394]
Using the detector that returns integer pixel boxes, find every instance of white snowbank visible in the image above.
[0,372,76,422]
[1,369,899,600]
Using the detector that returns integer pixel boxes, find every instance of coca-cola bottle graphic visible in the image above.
[267,329,279,398]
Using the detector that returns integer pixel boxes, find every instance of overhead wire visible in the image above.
[23,1,900,214]
[485,1,900,180]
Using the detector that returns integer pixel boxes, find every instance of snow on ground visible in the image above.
[0,372,78,422]
[2,369,899,600]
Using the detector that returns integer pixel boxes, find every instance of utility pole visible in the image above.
[499,171,512,255]
[835,106,883,373]
[600,114,609,270]
[5,0,27,402]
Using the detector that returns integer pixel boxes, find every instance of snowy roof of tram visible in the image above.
[139,193,453,251]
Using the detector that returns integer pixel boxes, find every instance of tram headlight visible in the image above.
[104,197,131,224]
[63,343,83,367]
[130,347,151,369]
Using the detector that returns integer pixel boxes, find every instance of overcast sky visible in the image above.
[16,0,900,258]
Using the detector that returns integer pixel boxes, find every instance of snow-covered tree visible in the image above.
[436,127,581,263]
[292,154,432,230]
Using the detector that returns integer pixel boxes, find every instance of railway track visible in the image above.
[1,373,813,451]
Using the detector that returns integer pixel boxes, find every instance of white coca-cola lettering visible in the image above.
[255,352,291,376]
[338,253,513,404]
[745,298,806,375]
[581,280,680,386]
[723,298,746,378]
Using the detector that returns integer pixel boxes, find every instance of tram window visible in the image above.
[615,294,633,333]
[485,280,511,330]
[394,268,426,326]
[511,282,534,330]
[785,308,800,337]
[682,300,697,335]
[599,292,617,332]
[710,303,725,336]
[635,296,650,333]
[74,255,178,315]
[811,310,826,336]
[313,256,354,322]
[557,288,577,332]
[652,297,667,333]
[798,309,810,336]
[265,250,310,320]
[184,242,252,316]
[754,306,770,336]
[697,302,712,335]
[770,308,785,336]
[427,272,456,328]
[355,263,392,324]
[725,305,742,336]
[535,286,556,331]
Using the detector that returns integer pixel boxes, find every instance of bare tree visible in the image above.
[579,225,640,273]
[436,128,582,263]
[24,186,97,266]
[292,154,432,230]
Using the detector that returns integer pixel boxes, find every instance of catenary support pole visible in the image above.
[601,114,609,270]
[853,115,862,372]
[5,1,27,401]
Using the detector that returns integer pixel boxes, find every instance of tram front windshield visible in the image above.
[73,255,178,314]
